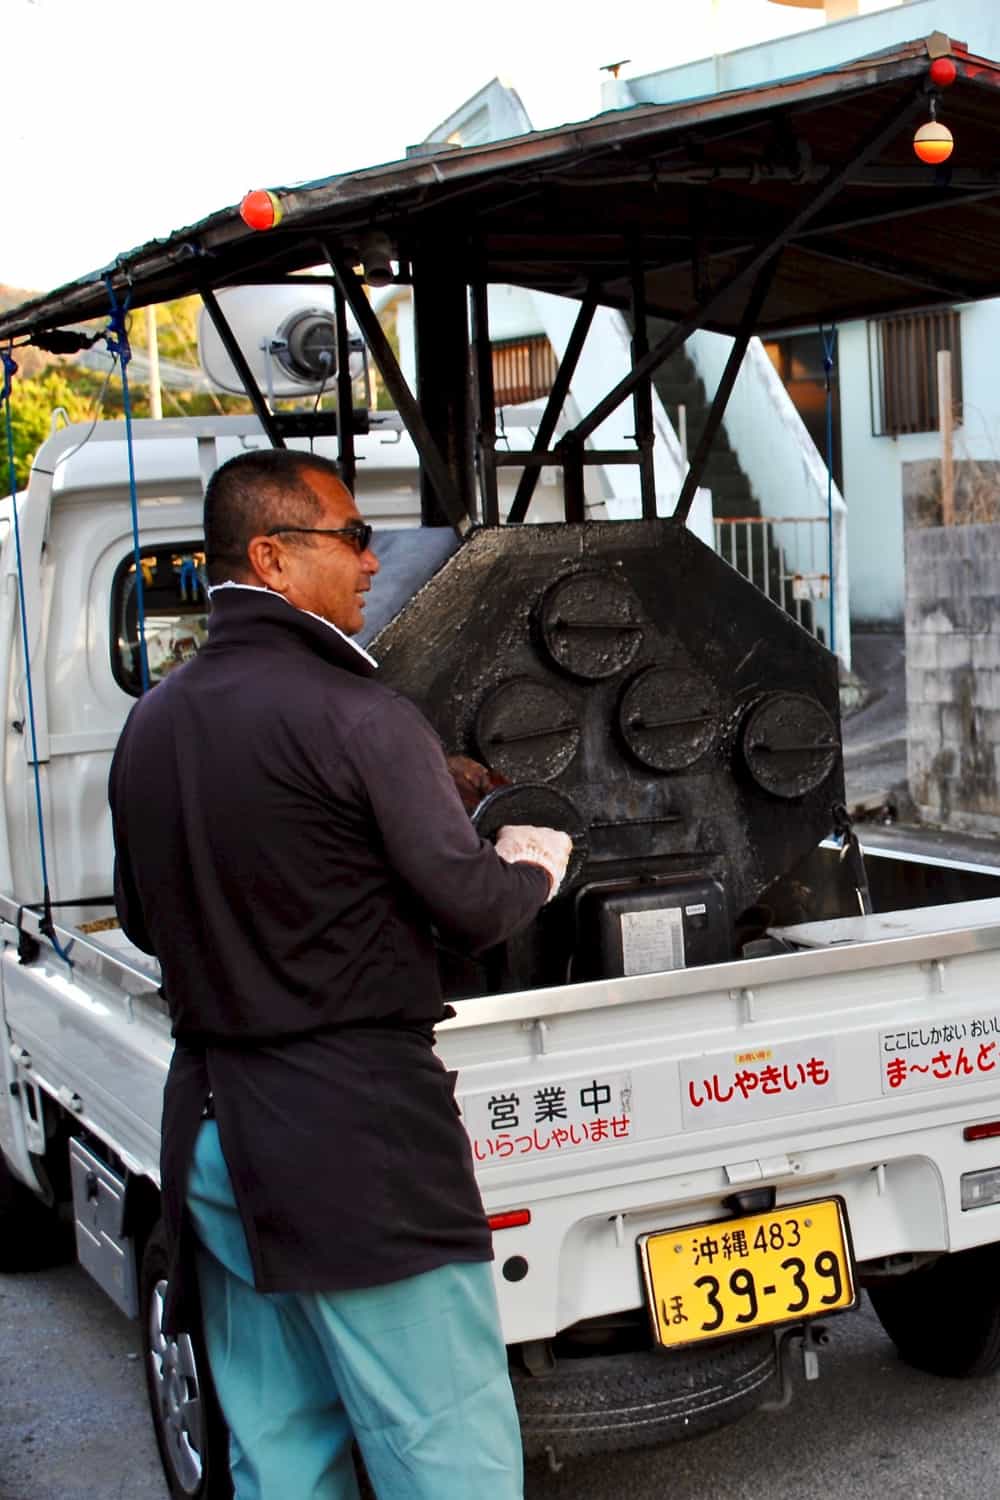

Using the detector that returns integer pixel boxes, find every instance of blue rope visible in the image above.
[2,347,73,964]
[821,324,837,657]
[104,276,150,693]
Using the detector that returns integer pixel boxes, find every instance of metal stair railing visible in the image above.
[714,515,831,645]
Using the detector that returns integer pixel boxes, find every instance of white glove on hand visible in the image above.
[494,824,573,903]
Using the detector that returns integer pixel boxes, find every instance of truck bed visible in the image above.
[5,892,1000,1344]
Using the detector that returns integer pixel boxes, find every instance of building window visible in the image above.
[111,542,209,696]
[491,334,558,406]
[868,308,962,436]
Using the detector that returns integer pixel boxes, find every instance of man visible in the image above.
[109,449,571,1500]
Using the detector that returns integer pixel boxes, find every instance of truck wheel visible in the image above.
[513,1330,777,1461]
[141,1223,233,1499]
[868,1243,1000,1378]
[0,1151,73,1272]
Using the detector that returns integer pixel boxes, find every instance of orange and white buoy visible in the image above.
[913,120,954,166]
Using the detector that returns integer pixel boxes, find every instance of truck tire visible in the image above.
[0,1151,73,1272]
[140,1223,233,1500]
[868,1244,1000,1378]
[513,1330,777,1461]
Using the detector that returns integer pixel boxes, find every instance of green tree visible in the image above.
[2,368,93,490]
[1,286,400,488]
[1,309,253,491]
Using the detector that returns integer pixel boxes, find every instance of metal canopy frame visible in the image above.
[329,253,470,536]
[6,36,1000,335]
[557,87,925,453]
[333,282,356,493]
[470,264,499,528]
[5,33,1000,535]
[505,287,598,525]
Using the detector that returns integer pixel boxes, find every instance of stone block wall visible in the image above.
[905,521,1000,833]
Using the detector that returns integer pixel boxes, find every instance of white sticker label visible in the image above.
[621,906,685,976]
[879,1012,1000,1095]
[792,573,829,601]
[460,1069,634,1165]
[680,1039,837,1129]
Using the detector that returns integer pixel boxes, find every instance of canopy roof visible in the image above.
[3,31,1000,342]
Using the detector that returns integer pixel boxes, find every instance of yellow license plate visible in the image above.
[639,1197,856,1349]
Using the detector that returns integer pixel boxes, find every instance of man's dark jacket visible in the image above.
[108,584,548,1319]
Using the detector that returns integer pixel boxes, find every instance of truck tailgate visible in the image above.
[439,904,1000,1341]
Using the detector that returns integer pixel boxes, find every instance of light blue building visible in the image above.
[604,0,1000,626]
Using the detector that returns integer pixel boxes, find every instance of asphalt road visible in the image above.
[843,631,908,808]
[1,1259,996,1500]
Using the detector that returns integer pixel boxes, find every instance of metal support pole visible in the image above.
[938,348,955,526]
[673,254,781,525]
[334,281,356,494]
[690,187,710,304]
[495,449,646,467]
[470,272,499,526]
[559,89,926,450]
[796,240,976,302]
[506,287,599,525]
[328,252,469,536]
[630,240,657,520]
[564,440,585,523]
[199,287,285,448]
[145,305,162,421]
[412,243,476,529]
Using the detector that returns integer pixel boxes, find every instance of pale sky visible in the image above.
[5,0,897,293]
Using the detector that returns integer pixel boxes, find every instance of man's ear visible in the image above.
[245,535,290,594]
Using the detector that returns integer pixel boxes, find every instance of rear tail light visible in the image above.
[488,1209,531,1231]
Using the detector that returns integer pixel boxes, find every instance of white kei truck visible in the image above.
[3,413,1000,1500]
[5,28,1000,1500]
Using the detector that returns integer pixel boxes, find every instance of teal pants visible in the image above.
[187,1120,524,1500]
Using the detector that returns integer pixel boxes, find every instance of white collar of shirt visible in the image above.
[207,581,378,669]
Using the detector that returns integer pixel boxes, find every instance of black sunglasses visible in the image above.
[265,521,374,553]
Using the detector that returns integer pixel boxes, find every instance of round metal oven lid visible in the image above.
[475,677,580,784]
[618,664,718,773]
[472,783,589,887]
[538,569,644,681]
[740,691,838,799]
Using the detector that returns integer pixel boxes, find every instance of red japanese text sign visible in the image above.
[680,1038,838,1130]
[459,1069,634,1165]
[880,1011,1000,1095]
